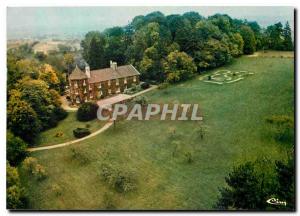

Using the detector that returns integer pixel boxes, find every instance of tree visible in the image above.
[194,38,232,70]
[34,51,47,61]
[7,132,27,166]
[282,22,293,51]
[7,162,26,209]
[265,22,284,50]
[77,102,99,121]
[81,31,107,69]
[215,161,275,210]
[229,33,244,57]
[275,157,295,210]
[240,25,256,54]
[7,90,41,143]
[163,51,197,83]
[39,64,60,90]
[63,53,75,74]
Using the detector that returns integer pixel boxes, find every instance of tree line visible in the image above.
[81,11,293,83]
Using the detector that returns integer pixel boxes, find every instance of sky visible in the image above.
[7,6,294,39]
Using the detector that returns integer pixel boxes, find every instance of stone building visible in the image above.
[68,61,140,104]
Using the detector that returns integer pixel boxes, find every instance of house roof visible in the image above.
[89,65,140,83]
[69,65,88,80]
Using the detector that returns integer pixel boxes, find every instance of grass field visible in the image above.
[20,54,294,210]
[34,112,106,146]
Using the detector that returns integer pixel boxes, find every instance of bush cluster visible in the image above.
[101,164,137,193]
[73,128,91,138]
[77,102,99,121]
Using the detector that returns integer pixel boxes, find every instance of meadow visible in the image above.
[20,54,294,210]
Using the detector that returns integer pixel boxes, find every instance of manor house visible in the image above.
[68,61,140,104]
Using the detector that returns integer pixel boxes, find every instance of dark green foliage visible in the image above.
[81,31,107,70]
[34,51,47,61]
[73,128,91,138]
[275,157,295,210]
[282,22,293,51]
[140,82,150,89]
[215,160,276,210]
[240,25,256,54]
[77,102,99,121]
[7,132,28,166]
[53,106,68,121]
[81,11,293,83]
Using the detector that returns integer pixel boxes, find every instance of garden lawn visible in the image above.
[20,55,294,210]
[34,112,106,146]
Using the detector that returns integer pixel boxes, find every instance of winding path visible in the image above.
[28,85,158,152]
[27,121,113,152]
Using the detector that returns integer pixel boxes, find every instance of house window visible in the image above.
[83,80,86,86]
[74,82,78,88]
[108,80,111,86]
[124,78,127,84]
[84,88,87,94]
[116,79,119,85]
[116,87,120,93]
[108,89,111,94]
[133,76,137,82]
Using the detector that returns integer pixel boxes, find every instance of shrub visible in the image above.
[33,164,47,180]
[132,96,148,106]
[100,164,137,193]
[70,147,90,164]
[73,128,91,138]
[7,132,28,166]
[22,157,38,174]
[7,185,25,209]
[54,132,64,137]
[53,106,68,121]
[7,162,26,209]
[124,84,142,95]
[140,82,150,89]
[158,82,169,89]
[77,102,99,121]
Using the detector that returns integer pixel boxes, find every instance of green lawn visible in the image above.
[34,112,106,146]
[20,55,294,210]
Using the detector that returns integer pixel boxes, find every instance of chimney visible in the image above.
[110,61,117,70]
[85,65,90,78]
